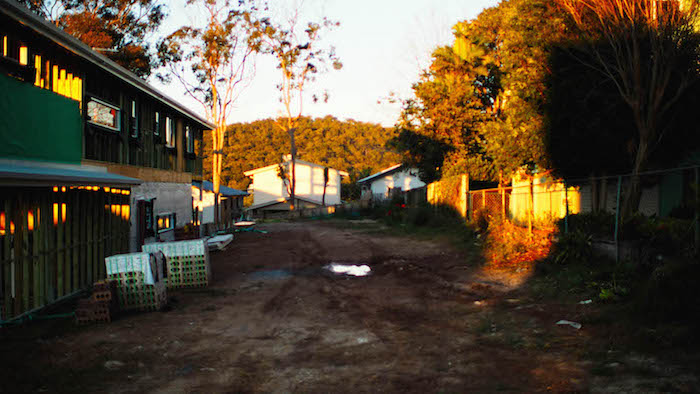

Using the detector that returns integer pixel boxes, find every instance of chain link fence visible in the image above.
[466,166,699,259]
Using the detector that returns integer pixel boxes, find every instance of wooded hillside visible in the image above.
[203,116,401,191]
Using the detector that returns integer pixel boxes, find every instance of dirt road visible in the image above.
[1,220,698,393]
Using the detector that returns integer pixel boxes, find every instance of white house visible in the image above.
[192,180,248,230]
[243,155,348,212]
[358,164,426,201]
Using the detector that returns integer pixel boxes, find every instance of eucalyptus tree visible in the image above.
[157,0,261,223]
[249,5,341,209]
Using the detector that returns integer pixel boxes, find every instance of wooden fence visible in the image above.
[1,186,130,321]
[427,174,469,218]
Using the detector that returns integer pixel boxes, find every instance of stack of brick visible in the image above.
[75,280,118,325]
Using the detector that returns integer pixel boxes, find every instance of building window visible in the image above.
[87,97,121,131]
[130,100,138,138]
[157,212,176,233]
[2,36,7,57]
[185,125,194,154]
[154,112,160,136]
[19,46,27,65]
[165,116,175,148]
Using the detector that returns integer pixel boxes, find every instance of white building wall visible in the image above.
[251,162,342,206]
[369,168,425,197]
[192,186,216,224]
[129,182,192,251]
[251,169,287,206]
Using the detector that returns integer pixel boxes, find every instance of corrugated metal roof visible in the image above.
[193,180,248,197]
[0,0,214,130]
[0,160,141,186]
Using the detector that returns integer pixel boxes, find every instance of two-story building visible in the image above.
[0,0,211,321]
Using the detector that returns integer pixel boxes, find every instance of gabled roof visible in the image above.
[243,157,349,177]
[0,0,213,130]
[357,164,405,184]
[193,180,248,197]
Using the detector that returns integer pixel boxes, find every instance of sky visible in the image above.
[151,0,500,127]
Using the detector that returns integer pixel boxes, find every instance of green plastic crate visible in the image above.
[142,240,211,288]
[105,253,167,311]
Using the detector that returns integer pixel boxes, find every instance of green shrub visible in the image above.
[558,212,615,237]
[635,258,700,325]
[551,230,593,265]
[406,205,432,227]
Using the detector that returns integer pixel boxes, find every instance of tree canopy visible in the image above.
[393,0,573,183]
[157,0,261,198]
[246,5,342,209]
[551,0,700,217]
[202,116,400,195]
[19,0,166,77]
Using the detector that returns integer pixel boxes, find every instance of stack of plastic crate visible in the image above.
[142,239,210,289]
[104,252,167,312]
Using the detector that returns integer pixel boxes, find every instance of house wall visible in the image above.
[251,169,287,206]
[0,6,205,176]
[129,181,192,251]
[192,187,245,227]
[251,162,342,207]
[509,176,581,223]
[578,183,659,216]
[192,186,216,224]
[508,175,661,225]
[369,168,426,198]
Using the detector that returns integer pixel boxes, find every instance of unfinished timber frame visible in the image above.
[0,186,130,320]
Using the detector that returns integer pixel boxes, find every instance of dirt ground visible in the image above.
[1,220,699,393]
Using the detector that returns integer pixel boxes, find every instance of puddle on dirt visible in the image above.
[245,264,371,282]
[246,269,293,280]
[324,263,371,277]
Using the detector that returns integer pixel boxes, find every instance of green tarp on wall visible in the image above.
[0,72,81,164]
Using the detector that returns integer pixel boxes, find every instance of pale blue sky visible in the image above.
[152,0,500,127]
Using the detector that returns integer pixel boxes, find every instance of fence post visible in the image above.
[468,192,473,223]
[460,174,468,219]
[614,175,622,265]
[564,180,569,234]
[501,185,506,219]
[528,177,533,235]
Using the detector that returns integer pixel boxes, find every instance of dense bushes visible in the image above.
[544,212,699,326]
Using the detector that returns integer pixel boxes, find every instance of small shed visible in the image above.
[244,155,348,213]
[358,164,426,202]
[192,180,248,230]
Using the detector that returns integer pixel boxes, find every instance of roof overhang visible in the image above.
[244,159,349,177]
[192,180,249,197]
[357,164,403,184]
[247,196,324,210]
[0,0,214,131]
[0,160,141,187]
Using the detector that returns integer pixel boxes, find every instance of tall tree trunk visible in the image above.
[212,124,225,229]
[288,128,297,211]
[621,133,650,222]
[322,167,329,206]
